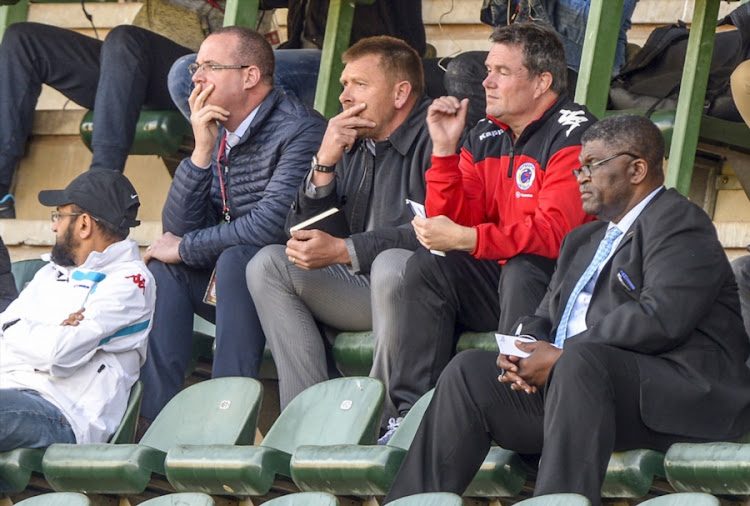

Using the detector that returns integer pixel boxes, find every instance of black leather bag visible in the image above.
[609,3,750,121]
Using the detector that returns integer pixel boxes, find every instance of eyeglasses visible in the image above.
[187,62,251,75]
[51,211,83,223]
[51,211,100,223]
[573,152,640,179]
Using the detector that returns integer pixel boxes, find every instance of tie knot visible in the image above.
[604,226,622,243]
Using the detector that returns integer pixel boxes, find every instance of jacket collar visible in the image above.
[487,93,571,143]
[349,94,430,157]
[385,94,431,156]
[228,88,285,146]
[78,239,142,271]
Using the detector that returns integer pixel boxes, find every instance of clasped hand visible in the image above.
[497,340,562,394]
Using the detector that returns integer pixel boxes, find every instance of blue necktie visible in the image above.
[554,227,623,348]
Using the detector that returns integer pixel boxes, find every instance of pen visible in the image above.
[617,269,636,291]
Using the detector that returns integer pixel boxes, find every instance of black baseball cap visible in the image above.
[38,170,141,228]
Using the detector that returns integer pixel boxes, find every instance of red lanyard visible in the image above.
[216,133,231,223]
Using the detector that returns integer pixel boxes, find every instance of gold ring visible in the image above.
[290,256,296,264]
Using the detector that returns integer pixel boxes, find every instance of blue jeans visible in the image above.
[479,0,639,73]
[139,245,266,421]
[0,389,76,451]
[0,22,192,186]
[168,49,322,119]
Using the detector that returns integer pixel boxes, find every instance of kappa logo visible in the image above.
[558,109,589,137]
[515,162,536,191]
[479,129,503,141]
[126,273,147,294]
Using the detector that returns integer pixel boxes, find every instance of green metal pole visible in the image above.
[665,0,720,195]
[313,0,357,118]
[574,0,622,118]
[223,0,258,29]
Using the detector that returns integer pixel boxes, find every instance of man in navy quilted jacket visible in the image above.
[138,26,326,428]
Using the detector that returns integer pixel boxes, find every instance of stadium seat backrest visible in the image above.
[387,492,464,505]
[141,377,262,451]
[10,259,46,292]
[15,493,91,506]
[263,492,340,505]
[139,493,215,506]
[262,377,384,454]
[388,389,435,450]
[515,494,591,505]
[109,380,143,444]
[639,493,720,506]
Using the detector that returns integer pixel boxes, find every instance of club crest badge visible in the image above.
[516,163,535,191]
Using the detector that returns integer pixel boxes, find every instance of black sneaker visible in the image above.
[0,194,15,219]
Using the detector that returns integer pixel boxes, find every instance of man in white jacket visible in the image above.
[0,170,155,449]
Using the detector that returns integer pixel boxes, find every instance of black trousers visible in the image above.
[389,249,556,416]
[0,23,191,186]
[384,344,710,506]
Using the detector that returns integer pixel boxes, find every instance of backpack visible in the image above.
[609,3,750,121]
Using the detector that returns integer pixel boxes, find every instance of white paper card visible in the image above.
[405,199,447,257]
[495,333,537,358]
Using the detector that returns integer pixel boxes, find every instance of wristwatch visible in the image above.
[311,155,335,173]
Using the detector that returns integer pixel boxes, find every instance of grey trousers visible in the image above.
[246,245,413,424]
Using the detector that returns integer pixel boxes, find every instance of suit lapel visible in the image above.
[557,224,607,318]
[610,187,666,256]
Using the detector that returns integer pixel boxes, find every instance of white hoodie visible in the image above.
[0,239,155,444]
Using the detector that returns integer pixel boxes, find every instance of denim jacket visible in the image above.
[481,0,638,73]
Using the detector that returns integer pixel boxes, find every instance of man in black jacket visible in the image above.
[246,36,433,429]
[384,114,750,506]
[138,27,325,426]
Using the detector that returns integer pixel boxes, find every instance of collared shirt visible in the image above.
[226,104,260,155]
[565,185,663,337]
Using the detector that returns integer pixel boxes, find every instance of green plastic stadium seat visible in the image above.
[463,446,529,499]
[138,493,215,506]
[515,494,591,505]
[639,493,720,506]
[289,389,435,496]
[333,330,497,377]
[110,380,143,445]
[455,331,497,353]
[0,380,142,495]
[664,442,750,495]
[42,377,262,495]
[14,493,91,506]
[601,449,665,498]
[164,377,384,497]
[386,493,463,506]
[10,258,46,293]
[80,110,191,159]
[0,448,44,495]
[263,492,339,506]
[331,331,374,376]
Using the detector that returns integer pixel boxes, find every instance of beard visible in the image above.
[50,221,77,267]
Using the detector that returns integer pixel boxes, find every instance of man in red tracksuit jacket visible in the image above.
[381,22,597,442]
